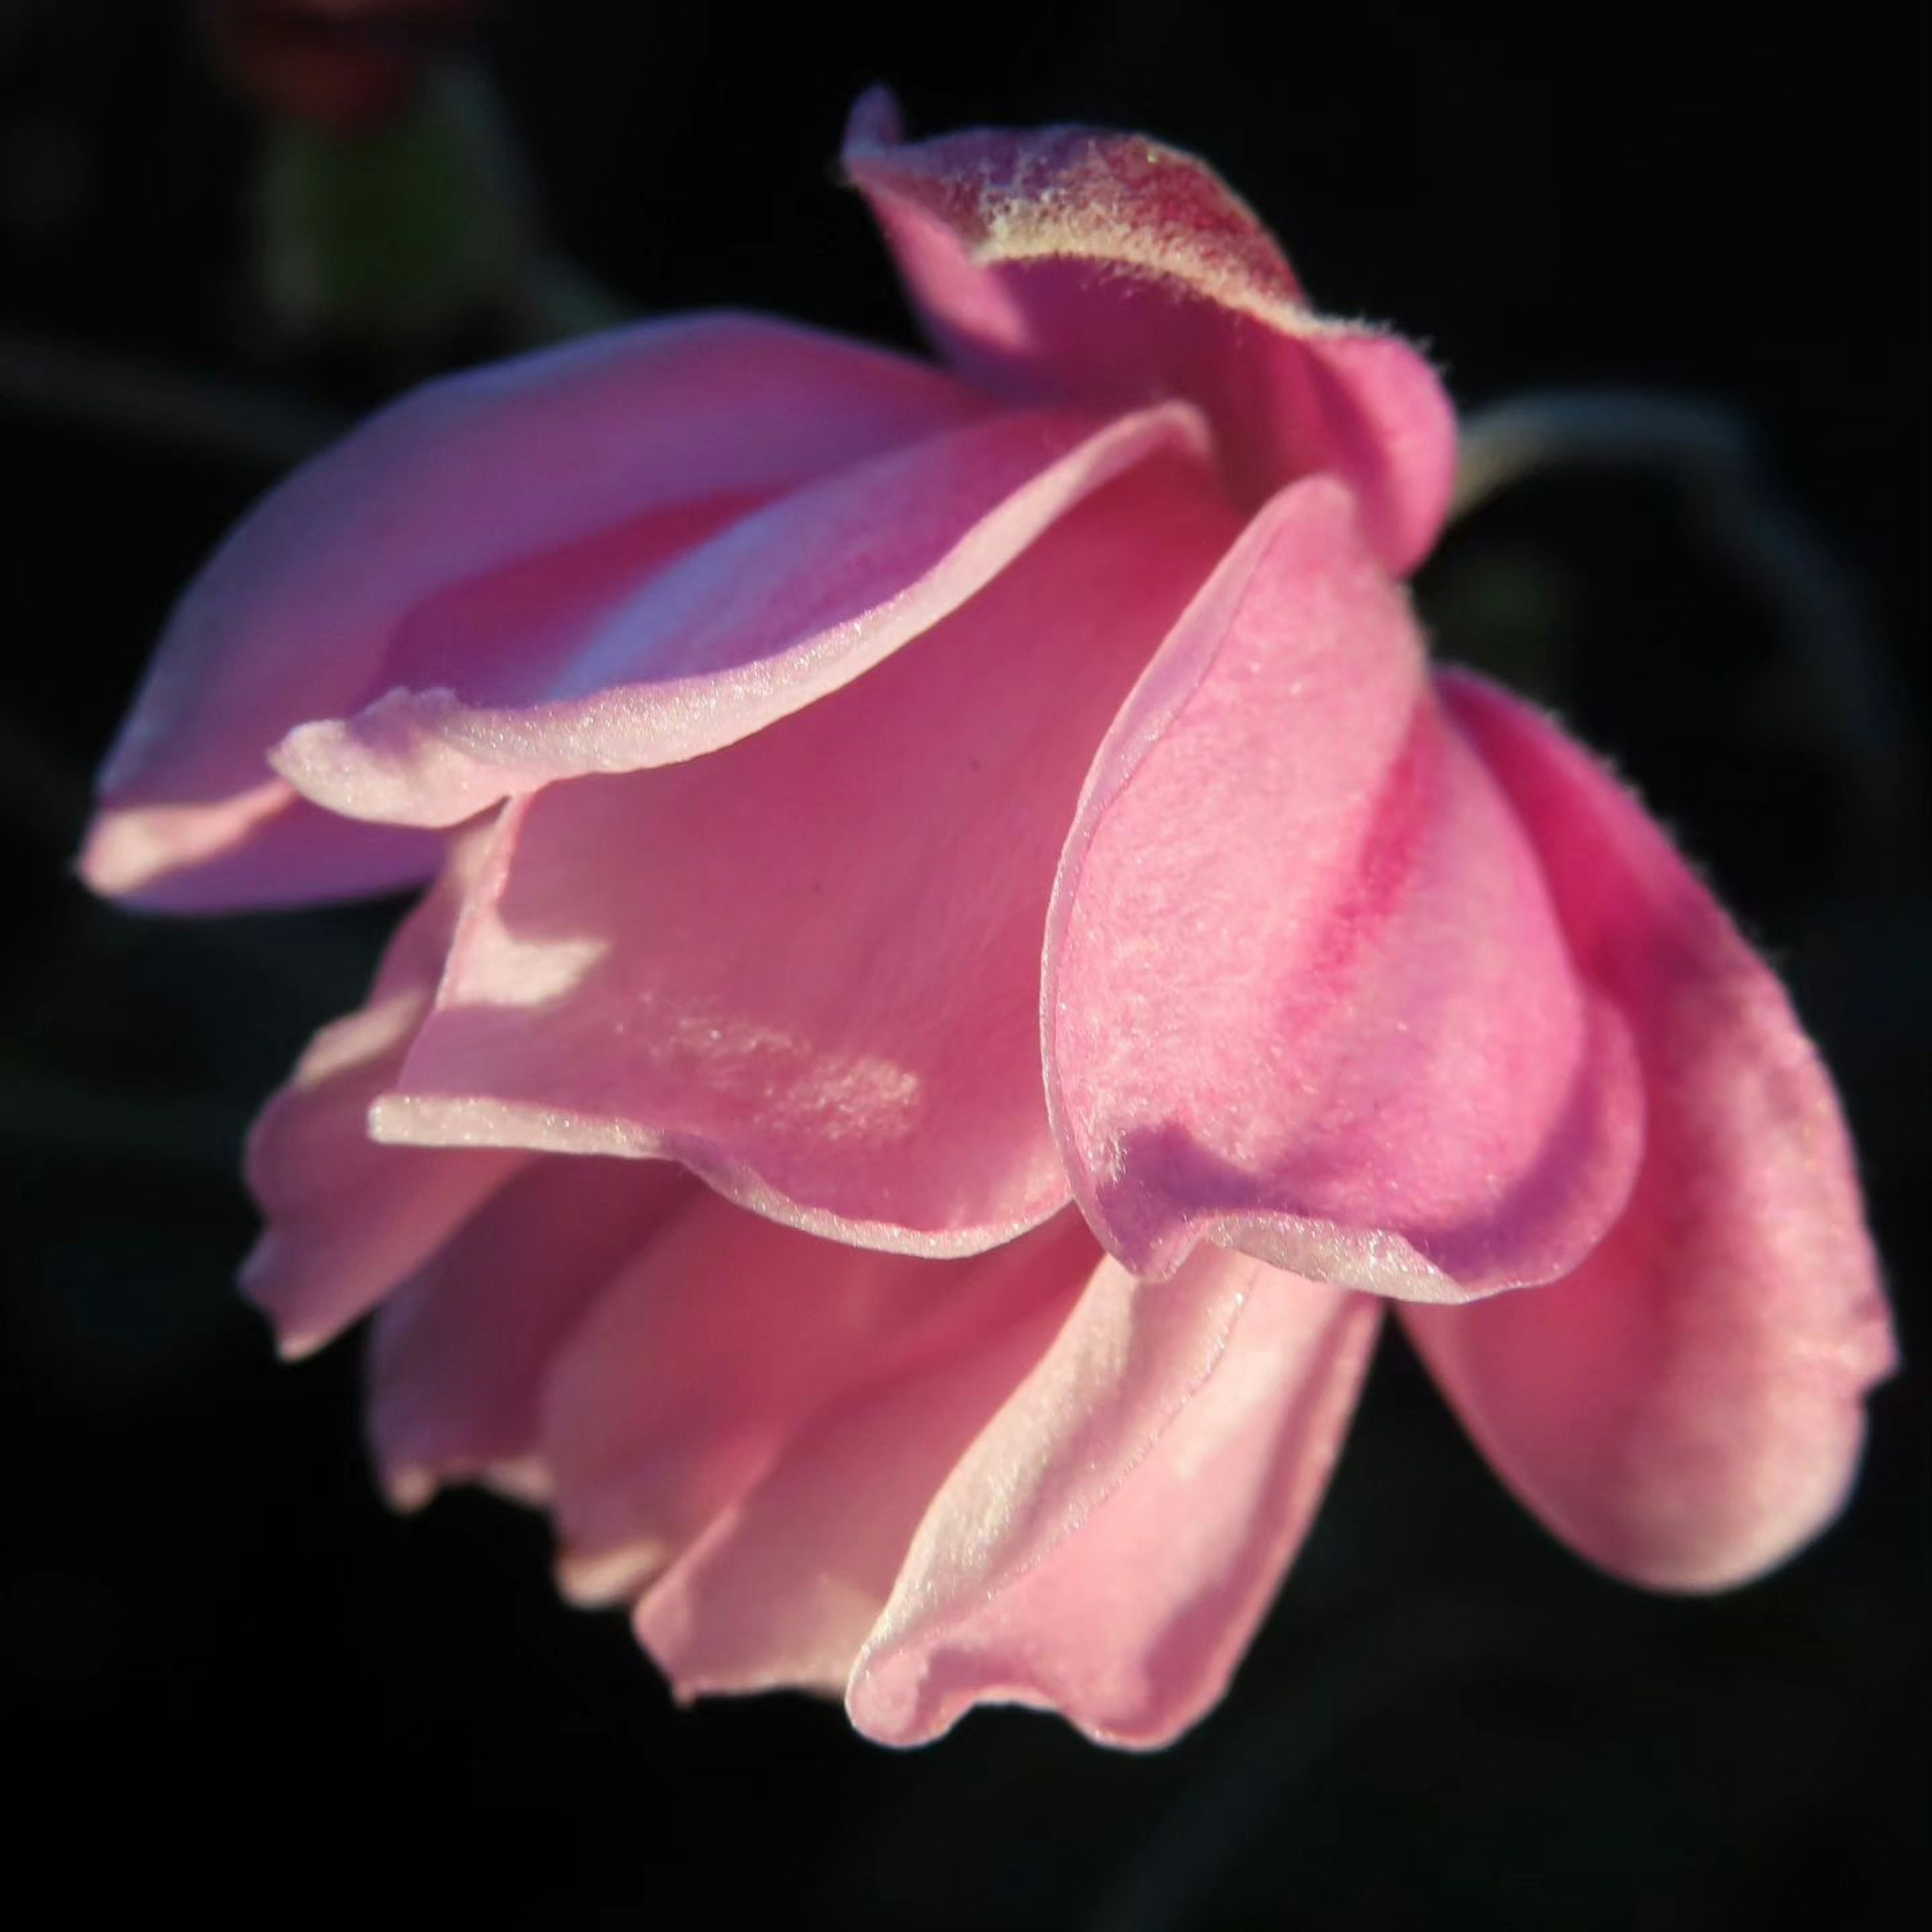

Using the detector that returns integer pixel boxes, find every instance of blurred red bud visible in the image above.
[199,0,481,133]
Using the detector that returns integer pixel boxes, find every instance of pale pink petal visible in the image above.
[83,314,984,907]
[627,1216,1097,1695]
[1045,478,1645,1298]
[843,88,1456,574]
[1402,674,1897,1590]
[269,402,1211,827]
[366,1155,696,1511]
[372,455,1246,1253]
[240,834,525,1355]
[848,1251,1381,1747]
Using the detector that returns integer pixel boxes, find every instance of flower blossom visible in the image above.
[79,93,1895,1747]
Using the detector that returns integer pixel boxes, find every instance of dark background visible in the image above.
[3,3,1925,1924]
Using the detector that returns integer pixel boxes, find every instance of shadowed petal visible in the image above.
[847,1250,1381,1747]
[367,1154,696,1511]
[627,1215,1098,1693]
[240,834,525,1356]
[1046,478,1644,1298]
[545,1206,1094,1614]
[82,314,983,906]
[844,88,1456,574]
[372,455,1245,1253]
[1403,674,1897,1590]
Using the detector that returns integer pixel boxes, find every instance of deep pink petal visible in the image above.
[371,455,1245,1253]
[367,1154,695,1511]
[269,403,1211,827]
[1402,674,1896,1590]
[1045,478,1645,1297]
[847,1252,1380,1747]
[627,1215,1097,1695]
[240,835,525,1356]
[843,88,1456,574]
[82,314,984,907]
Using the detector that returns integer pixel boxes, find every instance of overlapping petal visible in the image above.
[1403,676,1897,1589]
[849,1251,1381,1747]
[269,400,1212,828]
[240,834,526,1356]
[367,1153,695,1511]
[80,315,986,907]
[844,89,1456,574]
[370,454,1245,1252]
[1046,477,1645,1298]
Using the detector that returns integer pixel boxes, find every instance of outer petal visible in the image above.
[847,1253,1381,1747]
[366,1154,696,1511]
[80,314,985,908]
[1044,478,1645,1298]
[371,454,1245,1253]
[1403,674,1896,1590]
[542,1204,1095,1614]
[269,403,1209,827]
[843,89,1456,574]
[239,834,525,1357]
[627,1215,1098,1696]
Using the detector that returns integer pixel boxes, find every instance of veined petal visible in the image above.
[843,88,1456,575]
[1404,675,1897,1590]
[370,454,1245,1253]
[240,833,525,1357]
[367,1154,695,1512]
[848,1252,1381,1748]
[81,314,984,907]
[269,402,1212,827]
[1044,478,1644,1298]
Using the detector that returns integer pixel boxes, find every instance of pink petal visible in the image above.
[628,1215,1098,1696]
[269,402,1211,827]
[371,454,1245,1254]
[366,1154,695,1511]
[1045,478,1645,1298]
[843,88,1456,574]
[1402,674,1897,1590]
[240,833,525,1356]
[82,315,984,907]
[543,1204,1094,1614]
[847,1250,1382,1747]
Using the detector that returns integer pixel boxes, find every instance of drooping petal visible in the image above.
[367,1154,695,1511]
[81,314,985,907]
[372,454,1246,1254]
[269,403,1210,827]
[843,88,1457,575]
[239,833,525,1356]
[627,1215,1097,1696]
[543,1203,1094,1613]
[1403,674,1896,1590]
[848,1252,1381,1747]
[1044,478,1645,1298]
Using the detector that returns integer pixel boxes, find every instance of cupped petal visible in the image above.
[240,833,526,1357]
[1402,674,1896,1591]
[843,88,1457,575]
[371,453,1246,1253]
[269,402,1211,827]
[848,1252,1381,1748]
[82,314,985,907]
[367,1153,696,1511]
[1044,477,1645,1299]
[543,1203,1095,1614]
[626,1214,1098,1696]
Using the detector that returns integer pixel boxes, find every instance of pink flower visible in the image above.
[80,94,1895,1747]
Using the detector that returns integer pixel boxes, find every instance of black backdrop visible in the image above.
[4,3,1926,1924]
